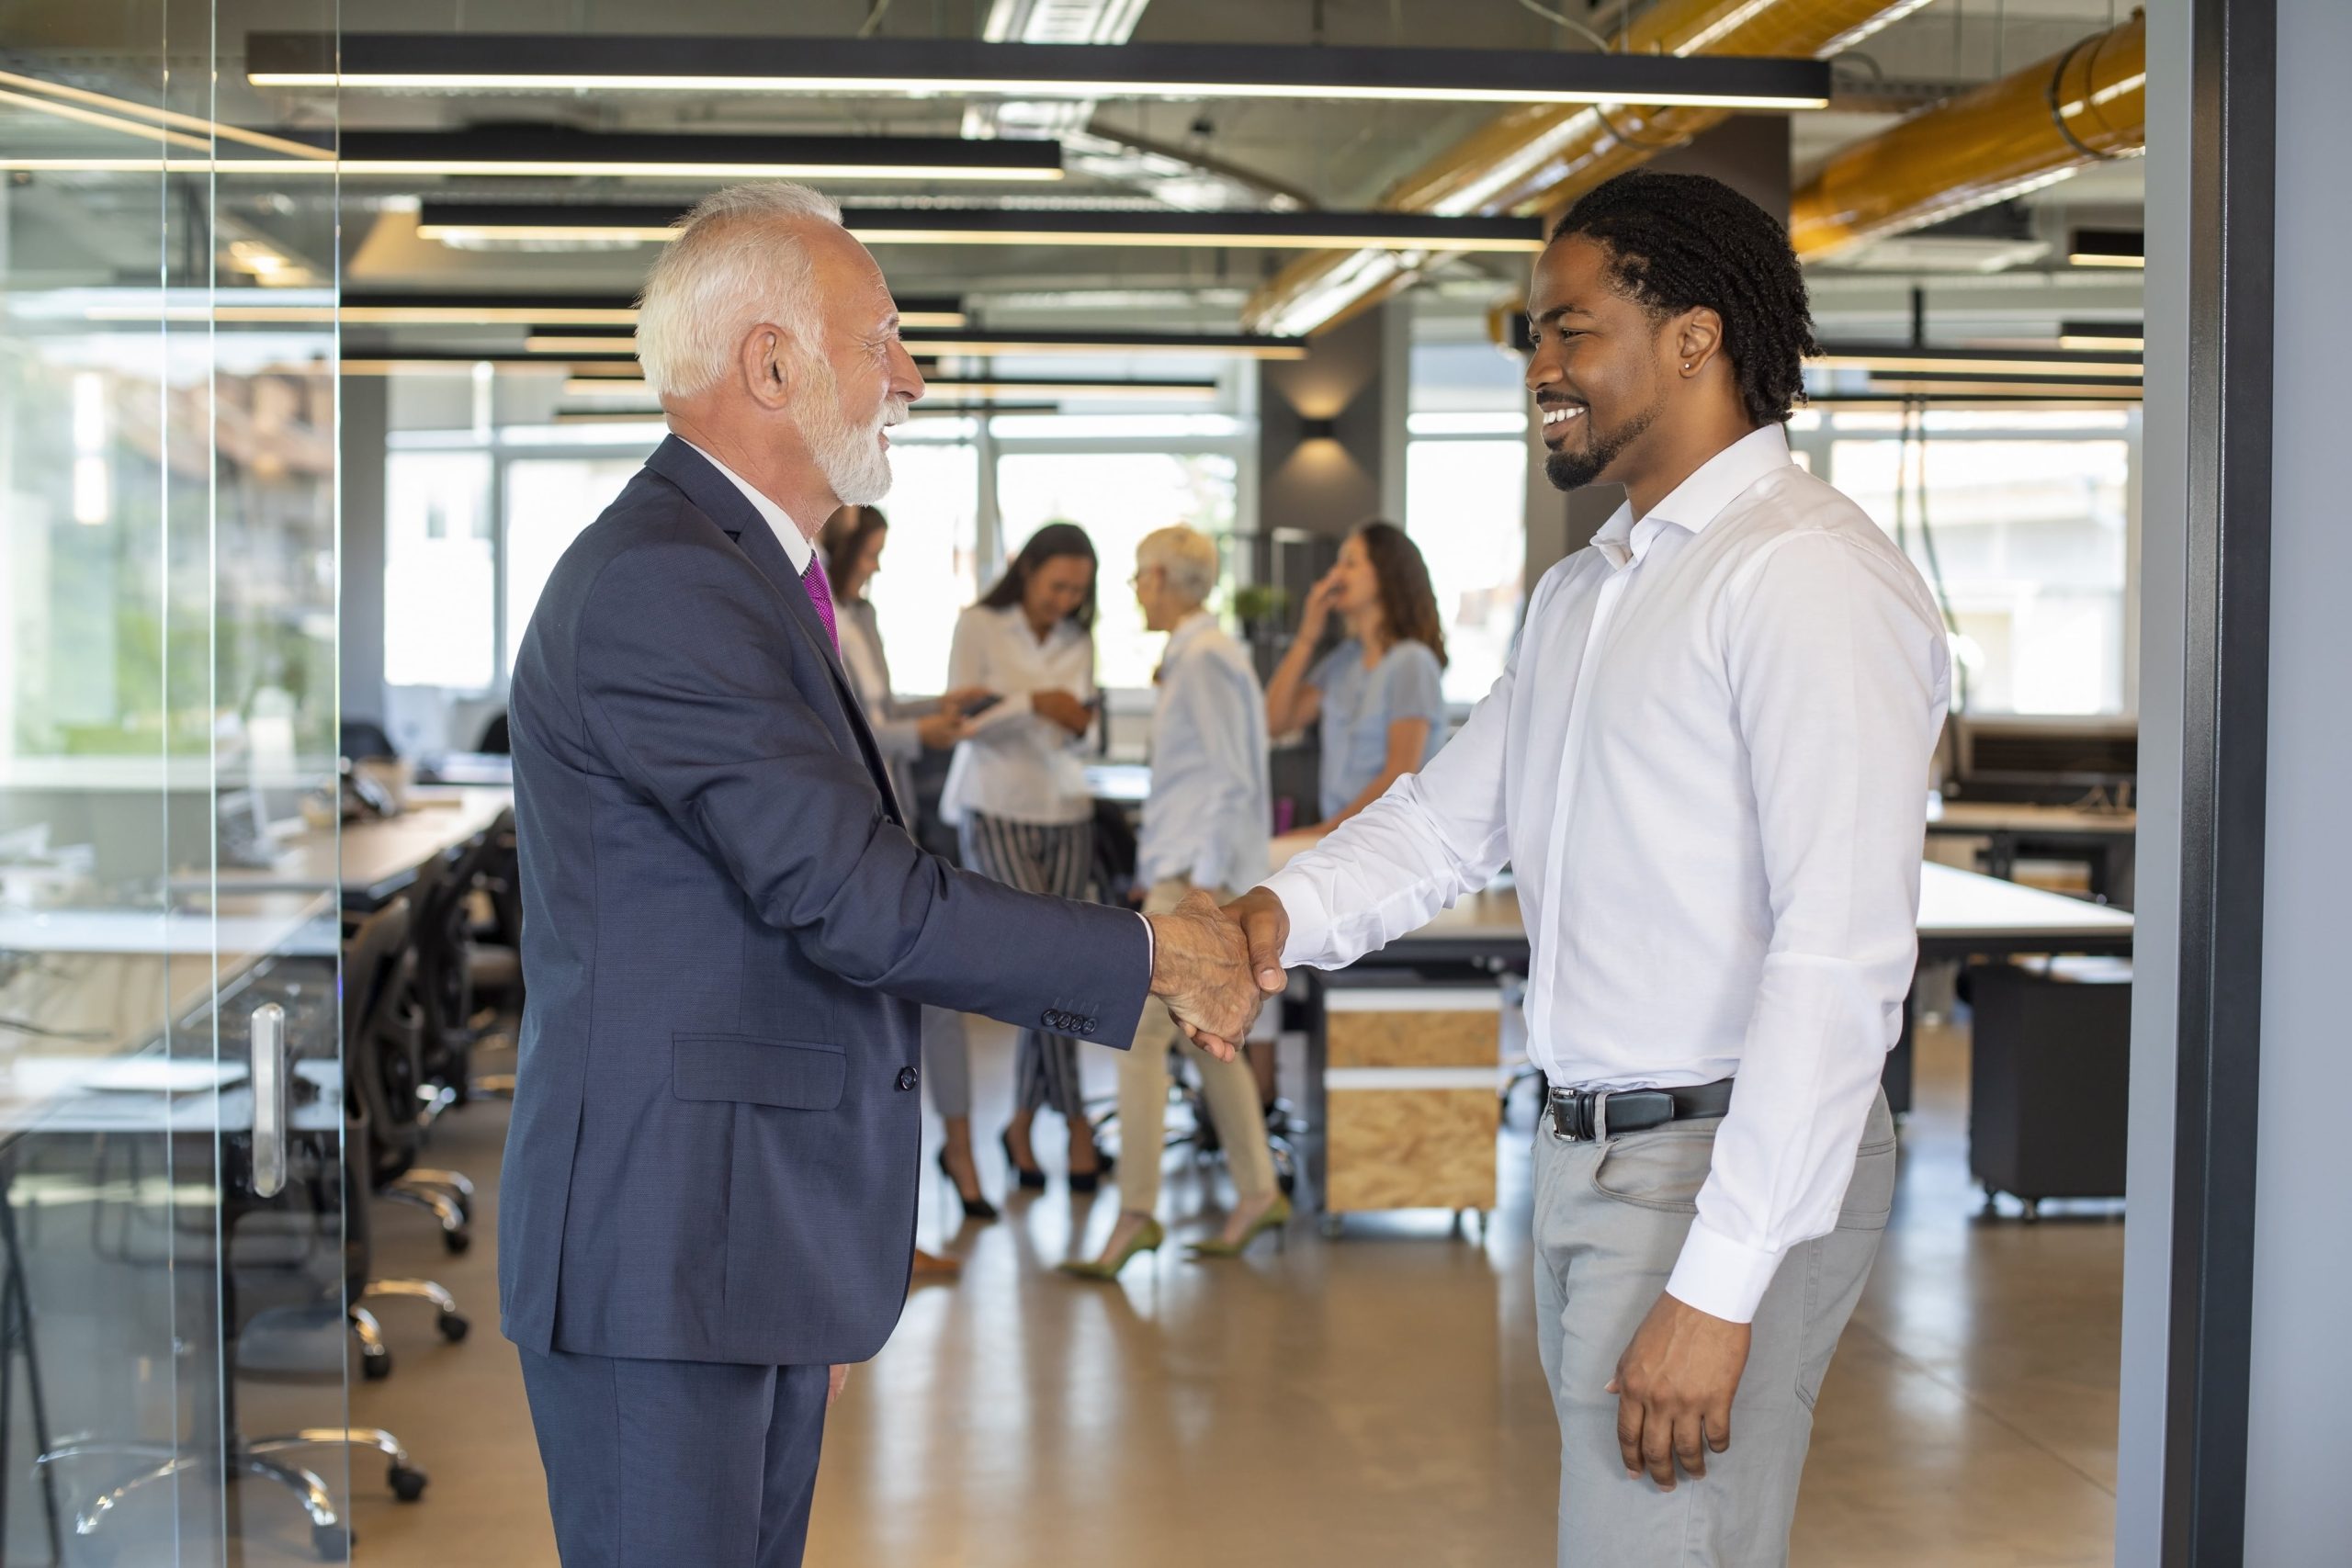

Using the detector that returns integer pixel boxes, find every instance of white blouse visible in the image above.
[939,604,1098,827]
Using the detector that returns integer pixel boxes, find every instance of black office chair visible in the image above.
[341,897,469,1375]
[475,710,511,755]
[339,719,398,762]
[357,861,473,1255]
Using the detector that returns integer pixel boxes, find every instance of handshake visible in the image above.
[1142,889,1291,1061]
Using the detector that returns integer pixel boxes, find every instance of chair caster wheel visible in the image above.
[362,1348,394,1381]
[438,1313,471,1343]
[390,1463,429,1502]
[314,1521,352,1560]
[442,1228,471,1256]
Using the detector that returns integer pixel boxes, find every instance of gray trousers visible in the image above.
[517,1345,830,1568]
[957,810,1096,1122]
[1532,1091,1896,1567]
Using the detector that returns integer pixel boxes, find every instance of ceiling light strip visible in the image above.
[244,33,1833,108]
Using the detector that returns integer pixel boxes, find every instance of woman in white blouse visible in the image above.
[823,506,1001,1255]
[941,523,1111,1192]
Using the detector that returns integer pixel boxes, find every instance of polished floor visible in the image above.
[341,1013,2122,1567]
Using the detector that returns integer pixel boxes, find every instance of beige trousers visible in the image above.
[1115,879,1278,1214]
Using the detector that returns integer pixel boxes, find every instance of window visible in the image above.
[866,439,981,696]
[384,453,493,689]
[994,451,1239,692]
[1405,438,1527,705]
[1408,311,1531,705]
[503,458,642,673]
[1827,423,2130,715]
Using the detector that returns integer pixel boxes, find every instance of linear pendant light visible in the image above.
[246,33,1834,111]
[414,202,1548,254]
[2066,227,2145,267]
[1815,344,2143,380]
[559,374,1219,400]
[6,126,1068,180]
[334,292,966,330]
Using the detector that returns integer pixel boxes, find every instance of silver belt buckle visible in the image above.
[1593,1090,1611,1143]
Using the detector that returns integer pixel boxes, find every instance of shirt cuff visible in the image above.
[1664,1218,1787,1325]
[1136,909,1154,974]
[1257,865,1333,970]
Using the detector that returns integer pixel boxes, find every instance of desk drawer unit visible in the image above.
[1323,987,1499,1215]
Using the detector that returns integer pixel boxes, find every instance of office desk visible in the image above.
[1926,798,2137,906]
[1276,846,2134,1216]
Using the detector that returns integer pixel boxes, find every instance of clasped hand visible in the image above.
[1144,888,1290,1061]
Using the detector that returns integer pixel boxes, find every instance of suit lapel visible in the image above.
[643,437,905,825]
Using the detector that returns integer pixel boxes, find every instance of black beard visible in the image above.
[1542,400,1656,492]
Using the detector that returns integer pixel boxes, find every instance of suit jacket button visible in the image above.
[1080,1018,1097,1034]
[896,1066,919,1091]
[1041,1011,1058,1029]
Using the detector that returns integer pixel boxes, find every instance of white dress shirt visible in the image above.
[679,438,817,573]
[1138,611,1272,893]
[1261,425,1951,1323]
[941,604,1098,827]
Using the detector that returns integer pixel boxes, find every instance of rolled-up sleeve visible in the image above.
[1666,530,1951,1323]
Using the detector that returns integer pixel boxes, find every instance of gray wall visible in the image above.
[1257,306,1388,544]
[339,374,389,738]
[2243,0,2352,1557]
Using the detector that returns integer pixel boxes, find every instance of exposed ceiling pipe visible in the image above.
[1790,12,2145,260]
[1243,0,1937,337]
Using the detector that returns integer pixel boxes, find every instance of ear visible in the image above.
[739,324,793,412]
[1670,307,1725,380]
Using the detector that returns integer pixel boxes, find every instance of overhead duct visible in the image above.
[1243,0,1935,337]
[1790,12,2145,260]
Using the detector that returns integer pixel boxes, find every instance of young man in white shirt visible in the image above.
[1218,172,1951,1565]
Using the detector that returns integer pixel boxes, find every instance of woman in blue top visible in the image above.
[1264,519,1451,834]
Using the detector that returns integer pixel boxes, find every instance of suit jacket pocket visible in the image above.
[672,1033,846,1111]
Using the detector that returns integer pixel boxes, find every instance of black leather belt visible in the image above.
[1544,1078,1736,1142]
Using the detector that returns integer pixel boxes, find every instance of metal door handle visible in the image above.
[251,1002,288,1198]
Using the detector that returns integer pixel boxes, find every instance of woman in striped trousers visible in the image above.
[942,524,1113,1190]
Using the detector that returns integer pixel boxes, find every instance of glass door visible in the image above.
[1,6,347,1563]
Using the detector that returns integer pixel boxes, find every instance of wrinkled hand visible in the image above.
[1221,887,1292,998]
[1607,1292,1750,1489]
[1032,689,1092,736]
[915,710,970,750]
[1145,890,1261,1060]
[827,1364,851,1409]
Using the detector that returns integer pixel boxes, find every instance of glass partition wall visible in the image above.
[2,8,348,1563]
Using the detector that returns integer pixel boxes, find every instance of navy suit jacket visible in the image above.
[497,437,1149,1367]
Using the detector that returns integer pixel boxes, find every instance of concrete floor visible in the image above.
[338,1015,2122,1568]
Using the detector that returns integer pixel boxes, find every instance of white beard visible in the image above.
[794,355,899,506]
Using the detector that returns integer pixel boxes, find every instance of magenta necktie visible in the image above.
[801,556,840,654]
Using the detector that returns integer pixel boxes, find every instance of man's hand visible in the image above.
[827,1364,851,1409]
[1607,1292,1751,1489]
[1145,890,1261,1060]
[1031,689,1092,736]
[1221,887,1292,997]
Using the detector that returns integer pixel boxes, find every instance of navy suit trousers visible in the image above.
[517,1346,830,1568]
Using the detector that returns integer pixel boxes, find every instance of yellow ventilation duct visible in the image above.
[1243,0,1937,337]
[1791,12,2145,259]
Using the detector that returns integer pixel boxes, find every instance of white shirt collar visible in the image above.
[1591,423,1795,570]
[679,438,817,576]
[1163,608,1216,657]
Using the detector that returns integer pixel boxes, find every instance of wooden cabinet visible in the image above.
[1318,986,1501,1218]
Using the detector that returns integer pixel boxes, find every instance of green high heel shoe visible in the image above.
[1057,1218,1165,1280]
[1186,1194,1293,1259]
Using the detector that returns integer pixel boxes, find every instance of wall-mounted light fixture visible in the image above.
[1298,417,1340,442]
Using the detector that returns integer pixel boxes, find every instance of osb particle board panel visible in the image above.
[1327,1010,1498,1069]
[1325,1088,1498,1213]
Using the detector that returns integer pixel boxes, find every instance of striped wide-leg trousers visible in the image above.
[957,809,1097,1122]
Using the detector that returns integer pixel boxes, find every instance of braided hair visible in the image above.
[1548,172,1818,427]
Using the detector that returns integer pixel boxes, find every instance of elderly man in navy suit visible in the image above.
[498,182,1262,1568]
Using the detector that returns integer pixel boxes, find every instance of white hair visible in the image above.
[635,182,844,400]
[1137,525,1219,607]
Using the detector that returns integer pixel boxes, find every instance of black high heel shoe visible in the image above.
[937,1148,999,1222]
[1000,1128,1047,1190]
[1067,1140,1115,1194]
